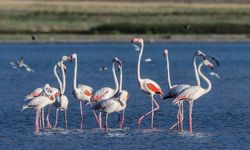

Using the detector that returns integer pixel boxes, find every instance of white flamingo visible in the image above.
[53,56,71,129]
[90,57,121,128]
[92,59,128,133]
[71,53,99,130]
[172,59,214,133]
[163,50,206,131]
[131,38,163,129]
[22,85,59,133]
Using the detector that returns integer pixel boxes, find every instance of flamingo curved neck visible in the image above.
[118,66,125,106]
[137,42,143,83]
[165,54,172,89]
[61,61,66,95]
[198,63,212,94]
[54,64,62,92]
[112,61,119,95]
[193,55,200,86]
[73,55,78,90]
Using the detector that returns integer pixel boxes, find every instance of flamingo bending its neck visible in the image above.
[172,59,214,133]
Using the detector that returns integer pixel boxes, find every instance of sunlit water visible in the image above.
[0,42,249,149]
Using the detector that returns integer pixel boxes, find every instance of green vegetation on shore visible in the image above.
[1,1,250,41]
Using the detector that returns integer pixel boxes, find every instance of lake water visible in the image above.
[0,42,249,149]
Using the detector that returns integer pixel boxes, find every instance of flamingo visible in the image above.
[116,59,129,128]
[71,53,99,130]
[24,83,54,128]
[90,57,121,128]
[53,56,71,129]
[10,57,34,72]
[163,50,219,131]
[131,38,163,129]
[92,59,128,133]
[163,50,206,131]
[22,85,59,133]
[172,59,214,133]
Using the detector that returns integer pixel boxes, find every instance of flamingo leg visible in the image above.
[80,101,83,130]
[41,108,45,128]
[170,102,182,130]
[35,109,41,133]
[105,113,109,134]
[180,101,184,132]
[189,101,193,133]
[99,112,102,128]
[119,110,125,128]
[39,110,42,129]
[46,105,52,129]
[64,110,68,130]
[89,103,101,128]
[53,108,59,129]
[137,95,159,128]
[118,113,121,126]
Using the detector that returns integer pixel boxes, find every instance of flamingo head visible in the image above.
[113,57,122,70]
[57,62,67,73]
[203,60,214,70]
[131,38,143,44]
[70,53,77,62]
[195,50,206,59]
[163,49,168,57]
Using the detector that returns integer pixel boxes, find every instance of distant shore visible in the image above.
[1,34,250,43]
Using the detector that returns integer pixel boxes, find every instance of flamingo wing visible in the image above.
[172,86,201,105]
[146,83,163,95]
[92,87,114,101]
[25,88,43,100]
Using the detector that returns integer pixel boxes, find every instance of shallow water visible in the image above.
[0,42,249,149]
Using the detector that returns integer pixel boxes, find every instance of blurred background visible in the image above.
[1,0,250,42]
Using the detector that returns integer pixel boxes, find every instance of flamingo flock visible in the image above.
[22,38,219,134]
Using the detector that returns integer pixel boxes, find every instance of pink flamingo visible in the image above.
[22,84,59,133]
[90,57,121,128]
[53,55,71,129]
[163,50,207,131]
[131,38,163,128]
[71,53,99,130]
[92,60,128,133]
[172,59,214,133]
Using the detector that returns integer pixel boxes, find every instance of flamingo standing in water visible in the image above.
[92,58,129,133]
[172,59,214,133]
[25,83,55,129]
[163,50,207,131]
[116,58,129,128]
[22,84,59,133]
[71,53,99,130]
[131,38,163,128]
[90,57,121,128]
[53,56,71,129]
[163,50,219,131]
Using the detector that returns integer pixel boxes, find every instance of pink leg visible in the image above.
[46,105,52,129]
[80,101,83,130]
[35,109,41,133]
[137,95,159,128]
[180,101,184,132]
[189,101,193,133]
[170,102,182,130]
[99,112,102,128]
[53,108,59,129]
[119,110,125,128]
[39,111,42,129]
[89,103,101,127]
[64,110,68,130]
[42,108,45,128]
[105,113,109,134]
